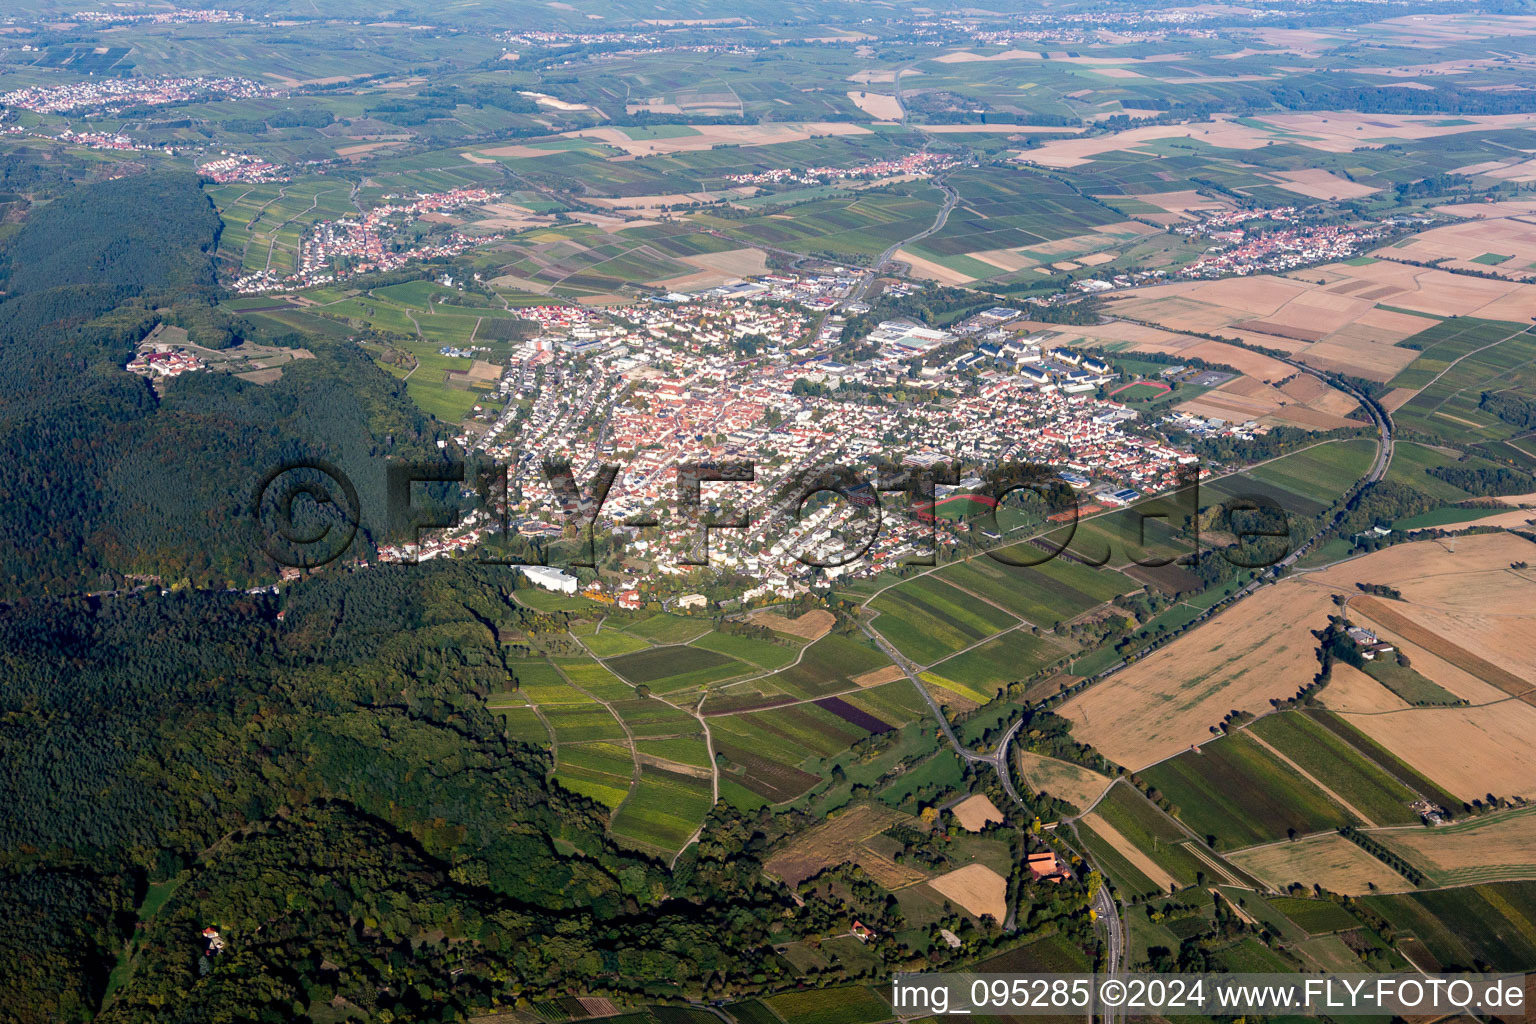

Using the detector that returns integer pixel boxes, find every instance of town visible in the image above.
[378,284,1215,607]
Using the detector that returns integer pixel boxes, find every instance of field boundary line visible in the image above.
[1243,728,1379,827]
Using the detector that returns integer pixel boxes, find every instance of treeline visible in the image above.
[368,83,540,124]
[1481,389,1536,431]
[1338,826,1426,887]
[1425,464,1534,497]
[219,106,335,134]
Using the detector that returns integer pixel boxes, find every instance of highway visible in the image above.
[852,175,961,301]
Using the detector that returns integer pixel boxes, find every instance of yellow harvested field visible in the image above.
[1022,111,1536,168]
[655,249,770,292]
[1353,595,1534,697]
[1402,508,1536,534]
[918,123,1086,134]
[1452,157,1536,182]
[847,91,903,120]
[1117,190,1232,222]
[748,607,835,640]
[973,248,1039,272]
[1299,534,1536,701]
[1378,217,1536,281]
[852,665,906,688]
[934,48,1044,62]
[1014,317,1304,388]
[1016,751,1114,811]
[1333,701,1536,801]
[1174,377,1358,430]
[465,359,503,383]
[1317,663,1412,714]
[336,140,403,158]
[1061,583,1334,770]
[1268,169,1380,200]
[1081,811,1179,892]
[951,793,1005,831]
[471,143,562,159]
[1435,198,1536,219]
[1105,262,1536,381]
[1378,810,1536,884]
[846,69,910,84]
[928,863,1009,922]
[896,248,976,285]
[565,122,870,156]
[765,803,927,889]
[589,188,755,210]
[1228,833,1414,894]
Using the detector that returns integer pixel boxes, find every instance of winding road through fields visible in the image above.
[857,349,1393,1004]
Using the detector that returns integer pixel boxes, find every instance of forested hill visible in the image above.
[0,171,441,598]
[0,562,789,1023]
[0,172,221,299]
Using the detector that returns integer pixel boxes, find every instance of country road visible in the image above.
[856,350,1392,1002]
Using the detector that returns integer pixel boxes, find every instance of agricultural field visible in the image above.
[1231,439,1379,509]
[696,182,948,261]
[932,550,1137,629]
[691,630,801,670]
[762,986,894,1024]
[927,863,1009,923]
[607,645,752,693]
[1386,318,1536,447]
[1061,581,1334,770]
[922,629,1072,699]
[580,629,654,658]
[610,764,715,854]
[1090,784,1214,888]
[765,803,926,889]
[1108,261,1536,388]
[553,742,635,810]
[753,632,898,701]
[1228,832,1415,895]
[1365,882,1536,972]
[1015,751,1114,814]
[1248,712,1423,826]
[1139,731,1356,849]
[868,574,1019,665]
[1377,808,1536,887]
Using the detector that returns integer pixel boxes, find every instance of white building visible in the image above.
[520,565,579,594]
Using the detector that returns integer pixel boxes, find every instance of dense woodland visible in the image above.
[0,563,817,1022]
[0,172,444,599]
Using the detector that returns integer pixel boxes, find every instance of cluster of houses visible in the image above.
[1346,625,1396,660]
[126,348,205,380]
[233,187,504,292]
[724,152,957,188]
[197,152,286,184]
[376,276,1211,603]
[0,75,275,115]
[1179,219,1391,279]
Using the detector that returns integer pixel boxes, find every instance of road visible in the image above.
[853,352,1390,1013]
[857,617,1130,992]
[1058,355,1395,693]
[853,176,961,301]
